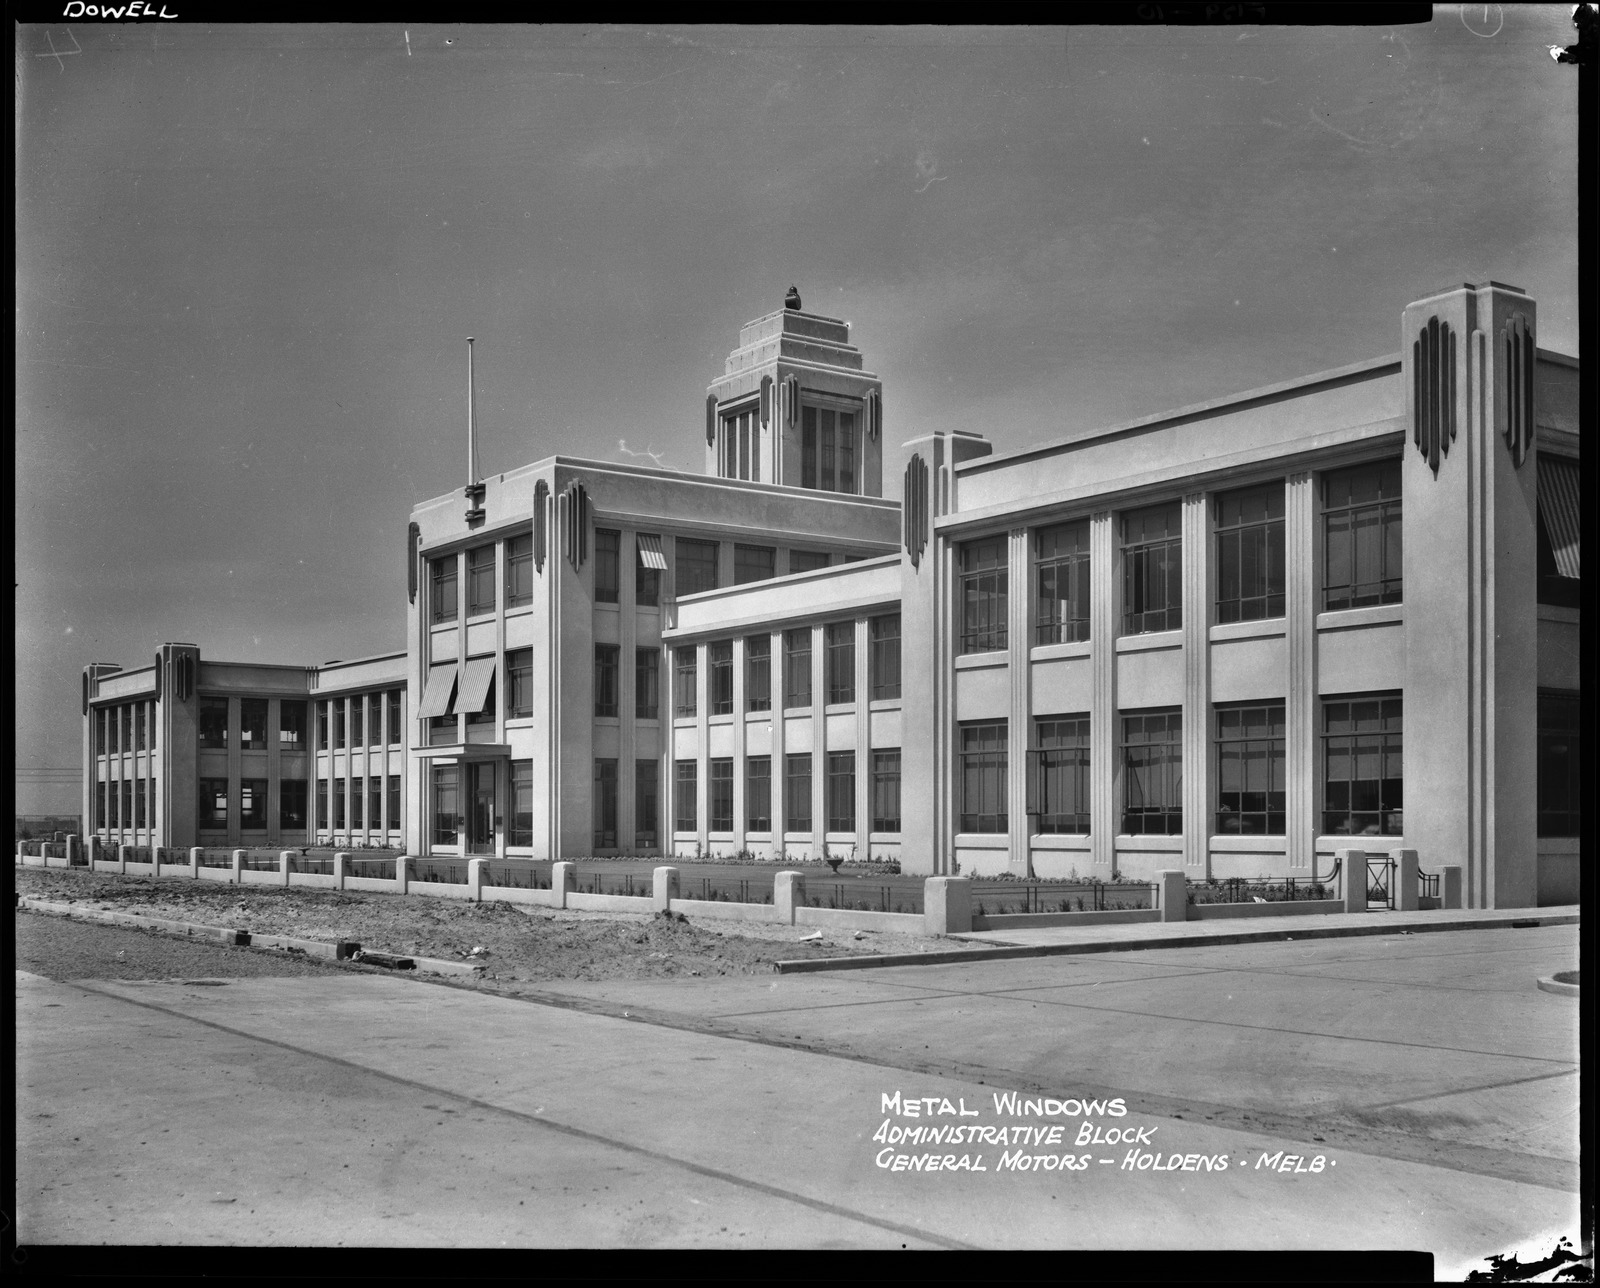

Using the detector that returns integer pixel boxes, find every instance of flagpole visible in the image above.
[466,336,477,486]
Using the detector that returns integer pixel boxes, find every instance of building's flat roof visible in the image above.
[961,354,1405,477]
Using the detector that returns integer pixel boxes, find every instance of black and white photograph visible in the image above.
[14,12,1586,1276]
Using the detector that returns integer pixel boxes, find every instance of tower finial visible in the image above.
[784,284,801,311]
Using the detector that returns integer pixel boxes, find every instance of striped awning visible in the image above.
[415,663,458,720]
[636,532,668,571]
[457,656,497,714]
[1539,455,1580,580]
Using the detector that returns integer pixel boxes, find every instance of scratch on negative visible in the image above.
[405,30,412,56]
[915,175,947,194]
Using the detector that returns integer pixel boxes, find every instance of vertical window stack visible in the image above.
[1215,703,1286,834]
[1123,503,1182,635]
[959,721,1008,833]
[1121,711,1182,834]
[960,537,1009,653]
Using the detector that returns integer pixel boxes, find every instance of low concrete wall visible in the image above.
[567,891,654,915]
[91,860,119,873]
[22,855,47,868]
[795,905,922,934]
[480,885,558,908]
[408,880,473,902]
[344,875,400,895]
[287,873,337,891]
[196,866,234,883]
[239,869,281,886]
[124,862,157,877]
[1187,899,1345,921]
[973,908,1158,931]
[670,898,778,924]
[44,854,71,869]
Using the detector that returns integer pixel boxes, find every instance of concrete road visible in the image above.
[15,919,1580,1275]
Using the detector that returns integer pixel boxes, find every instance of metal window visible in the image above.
[431,556,458,624]
[784,629,812,708]
[635,760,659,848]
[509,760,533,847]
[432,766,459,845]
[317,702,328,749]
[387,690,402,744]
[280,702,307,748]
[1034,522,1090,645]
[785,754,812,832]
[134,776,146,829]
[745,637,771,713]
[594,529,620,603]
[635,534,662,606]
[333,700,346,750]
[1320,695,1402,837]
[869,614,900,700]
[960,537,1008,654]
[825,622,855,705]
[709,758,733,832]
[507,649,533,719]
[802,408,818,490]
[241,779,267,829]
[959,721,1008,833]
[594,759,618,849]
[675,647,697,718]
[1538,692,1580,837]
[1030,717,1090,835]
[709,642,734,715]
[837,413,856,494]
[827,751,856,832]
[674,760,697,832]
[595,645,620,718]
[505,533,534,608]
[121,705,132,751]
[467,545,496,617]
[315,778,328,834]
[734,544,775,585]
[789,549,830,573]
[1322,461,1402,611]
[1122,710,1182,835]
[872,751,901,832]
[386,775,400,835]
[280,780,308,831]
[636,649,660,720]
[239,699,268,751]
[333,777,346,830]
[348,773,362,829]
[675,538,719,598]
[1123,503,1182,635]
[350,695,365,748]
[368,775,383,833]
[1215,703,1286,835]
[1216,484,1286,624]
[746,756,772,832]
[369,694,383,746]
[199,698,229,749]
[199,778,228,829]
[135,703,146,751]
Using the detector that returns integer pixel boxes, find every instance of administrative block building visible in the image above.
[83,280,1582,908]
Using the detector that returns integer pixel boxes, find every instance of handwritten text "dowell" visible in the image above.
[62,3,179,17]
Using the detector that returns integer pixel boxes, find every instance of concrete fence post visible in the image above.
[190,847,202,878]
[333,852,350,891]
[1439,865,1464,911]
[924,876,971,936]
[653,866,679,913]
[551,861,575,909]
[396,855,410,895]
[278,851,294,887]
[774,871,805,925]
[118,843,129,875]
[1157,870,1187,923]
[15,840,25,865]
[66,835,81,866]
[231,849,245,885]
[467,858,487,903]
[1392,848,1419,912]
[1338,849,1366,913]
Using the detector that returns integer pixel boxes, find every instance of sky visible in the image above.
[14,14,1580,810]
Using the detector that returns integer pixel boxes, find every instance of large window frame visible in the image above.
[594,529,621,604]
[431,555,458,625]
[1121,709,1182,835]
[825,622,855,705]
[199,778,228,829]
[745,636,771,713]
[280,701,307,749]
[1216,483,1286,624]
[674,646,697,718]
[800,403,859,494]
[280,779,308,831]
[1215,703,1286,835]
[240,779,268,830]
[720,405,761,482]
[635,760,659,848]
[1123,503,1182,635]
[1035,522,1090,646]
[959,536,1008,654]
[788,549,831,574]
[734,544,775,586]
[1322,461,1402,612]
[636,649,660,720]
[594,759,618,849]
[869,614,901,701]
[708,758,734,832]
[594,645,620,719]
[466,545,496,618]
[785,754,812,832]
[708,642,734,716]
[1537,691,1580,837]
[635,534,661,607]
[674,760,697,832]
[1320,694,1403,838]
[959,721,1008,834]
[675,538,719,598]
[240,699,269,752]
[506,533,533,609]
[507,648,533,720]
[872,750,901,833]
[746,756,772,832]
[1030,716,1090,835]
[199,698,229,750]
[827,751,856,832]
[509,760,533,847]
[432,766,460,846]
[784,629,812,709]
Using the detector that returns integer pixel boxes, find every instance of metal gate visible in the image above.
[1366,855,1396,910]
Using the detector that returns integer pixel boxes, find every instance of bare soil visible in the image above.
[13,867,944,981]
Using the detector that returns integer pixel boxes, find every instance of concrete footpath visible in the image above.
[775,904,1580,972]
[14,910,1580,1272]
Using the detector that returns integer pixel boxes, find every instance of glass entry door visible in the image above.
[467,762,496,855]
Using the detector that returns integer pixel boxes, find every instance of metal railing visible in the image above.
[969,880,1152,916]
[1187,877,1333,906]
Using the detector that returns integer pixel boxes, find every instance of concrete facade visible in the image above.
[82,286,1580,906]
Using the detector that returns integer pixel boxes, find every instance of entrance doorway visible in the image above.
[467,762,496,855]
